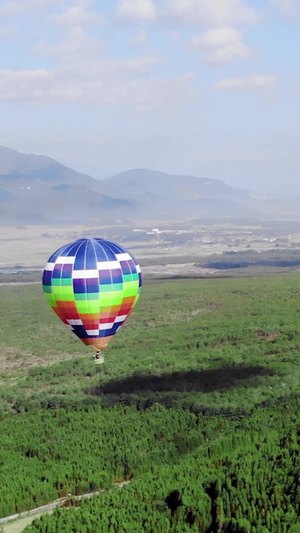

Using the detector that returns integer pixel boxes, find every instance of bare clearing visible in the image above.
[2,512,52,533]
[0,348,85,379]
[1,483,130,533]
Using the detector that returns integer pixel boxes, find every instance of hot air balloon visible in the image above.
[42,238,142,363]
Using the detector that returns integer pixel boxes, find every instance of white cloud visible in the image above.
[191,27,250,64]
[0,0,60,18]
[164,0,259,27]
[34,26,105,68]
[94,55,160,77]
[31,7,164,107]
[128,28,147,45]
[34,11,159,72]
[215,75,278,91]
[0,26,173,109]
[0,66,194,110]
[116,0,157,20]
[52,5,102,26]
[0,69,53,101]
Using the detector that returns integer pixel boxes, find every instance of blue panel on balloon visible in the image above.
[48,245,67,262]
[73,279,86,293]
[52,264,63,278]
[114,242,123,259]
[43,270,52,285]
[86,241,97,269]
[104,243,119,260]
[72,325,89,338]
[66,241,81,257]
[86,278,99,293]
[99,270,112,284]
[59,242,78,257]
[111,322,123,335]
[100,328,113,337]
[112,270,123,284]
[120,261,131,275]
[94,241,108,262]
[127,259,135,272]
[74,241,86,270]
[62,264,73,278]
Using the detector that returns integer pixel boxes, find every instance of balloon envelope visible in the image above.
[42,238,142,351]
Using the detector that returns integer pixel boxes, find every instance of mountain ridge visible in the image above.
[0,145,282,224]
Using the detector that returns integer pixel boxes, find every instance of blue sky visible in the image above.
[0,0,299,189]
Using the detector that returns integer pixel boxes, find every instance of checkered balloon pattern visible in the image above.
[42,238,142,351]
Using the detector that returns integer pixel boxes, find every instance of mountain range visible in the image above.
[0,145,297,225]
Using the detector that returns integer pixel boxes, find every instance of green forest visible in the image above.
[1,274,300,532]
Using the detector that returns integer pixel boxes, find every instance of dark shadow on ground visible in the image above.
[88,364,274,397]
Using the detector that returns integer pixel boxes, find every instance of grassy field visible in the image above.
[1,273,300,411]
[1,274,300,531]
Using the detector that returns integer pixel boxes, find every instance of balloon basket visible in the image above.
[93,353,104,365]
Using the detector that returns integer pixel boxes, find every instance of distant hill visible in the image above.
[103,168,239,199]
[0,146,135,224]
[0,146,277,224]
[102,168,264,221]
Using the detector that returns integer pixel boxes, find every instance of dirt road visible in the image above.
[1,482,130,533]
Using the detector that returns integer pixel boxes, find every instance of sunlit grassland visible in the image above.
[0,274,300,413]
